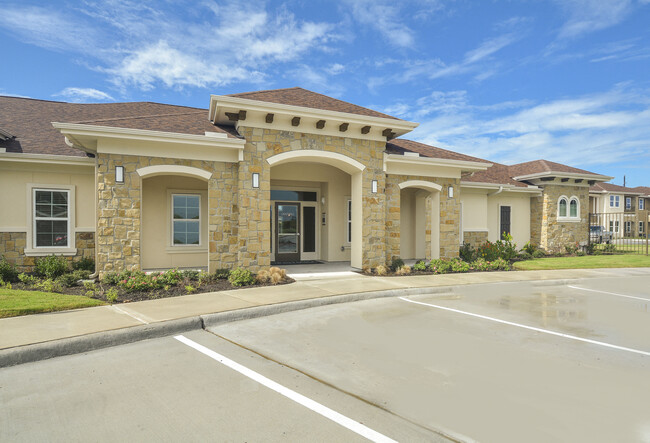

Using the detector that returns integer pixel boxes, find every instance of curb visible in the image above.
[0,286,451,369]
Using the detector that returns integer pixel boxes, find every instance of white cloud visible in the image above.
[406,85,650,170]
[554,0,633,40]
[343,0,415,48]
[0,1,334,91]
[54,87,115,102]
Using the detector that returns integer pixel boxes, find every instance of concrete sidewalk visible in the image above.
[1,267,649,365]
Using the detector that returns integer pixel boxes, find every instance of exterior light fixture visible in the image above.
[371,180,378,194]
[115,166,124,184]
[448,185,454,198]
[252,172,260,188]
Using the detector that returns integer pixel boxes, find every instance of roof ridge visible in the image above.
[70,110,206,124]
[227,87,302,97]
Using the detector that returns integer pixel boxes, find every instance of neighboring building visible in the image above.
[590,183,650,238]
[0,88,612,275]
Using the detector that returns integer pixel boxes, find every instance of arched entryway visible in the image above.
[266,150,365,268]
[137,165,211,270]
[398,180,441,260]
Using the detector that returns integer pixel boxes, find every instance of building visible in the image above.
[0,88,612,276]
[589,183,650,238]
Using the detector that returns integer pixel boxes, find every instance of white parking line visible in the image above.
[567,285,650,302]
[174,335,397,443]
[399,297,650,357]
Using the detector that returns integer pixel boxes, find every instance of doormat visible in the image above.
[271,260,324,265]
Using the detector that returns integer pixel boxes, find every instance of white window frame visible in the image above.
[25,183,77,256]
[558,195,580,222]
[640,221,645,234]
[170,193,202,248]
[610,195,620,208]
[609,220,620,233]
[625,221,632,233]
[626,197,632,210]
[640,199,645,211]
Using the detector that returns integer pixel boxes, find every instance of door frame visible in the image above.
[274,202,301,263]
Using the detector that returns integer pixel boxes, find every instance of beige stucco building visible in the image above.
[0,88,614,275]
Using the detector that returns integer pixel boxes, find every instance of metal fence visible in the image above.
[588,211,650,255]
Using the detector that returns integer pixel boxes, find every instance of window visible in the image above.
[626,197,632,210]
[640,222,645,234]
[346,199,352,243]
[625,221,632,233]
[172,194,200,245]
[558,197,568,217]
[610,195,620,208]
[609,220,620,233]
[640,199,645,211]
[34,189,70,247]
[569,198,578,218]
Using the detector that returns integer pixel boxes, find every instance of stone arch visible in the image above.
[136,165,212,181]
[398,180,441,260]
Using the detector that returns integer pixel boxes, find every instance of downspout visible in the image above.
[488,186,504,196]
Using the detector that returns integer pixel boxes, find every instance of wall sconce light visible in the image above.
[321,196,326,205]
[448,185,454,198]
[115,166,124,184]
[371,180,378,194]
[252,172,260,188]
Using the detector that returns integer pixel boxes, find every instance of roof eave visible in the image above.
[512,171,613,182]
[385,153,491,172]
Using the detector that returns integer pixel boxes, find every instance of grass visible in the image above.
[0,288,105,318]
[513,254,650,271]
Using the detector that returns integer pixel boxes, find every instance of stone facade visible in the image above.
[531,184,589,253]
[384,174,460,262]
[463,230,488,248]
[237,126,388,269]
[96,153,238,277]
[0,231,95,272]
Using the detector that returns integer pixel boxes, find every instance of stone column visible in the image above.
[208,164,239,271]
[96,153,141,277]
[384,176,401,263]
[362,167,386,269]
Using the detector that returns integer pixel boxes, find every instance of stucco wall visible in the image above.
[0,161,95,231]
[141,175,209,269]
[460,191,488,232]
[487,192,531,247]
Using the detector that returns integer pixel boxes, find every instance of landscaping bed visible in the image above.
[0,256,293,306]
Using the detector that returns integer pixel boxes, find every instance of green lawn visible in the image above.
[0,288,105,318]
[514,254,650,271]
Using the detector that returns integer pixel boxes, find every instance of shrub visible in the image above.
[565,242,579,255]
[185,285,196,293]
[521,241,537,255]
[35,278,63,293]
[389,258,404,273]
[428,259,452,274]
[35,255,69,279]
[602,243,617,253]
[18,273,38,286]
[83,281,97,292]
[228,268,256,287]
[470,258,491,271]
[395,265,411,275]
[491,258,511,271]
[413,260,427,272]
[450,259,470,273]
[72,269,91,281]
[576,250,586,256]
[496,234,518,261]
[56,273,79,288]
[585,243,595,255]
[180,270,200,280]
[0,277,11,289]
[459,242,477,262]
[518,252,533,261]
[197,271,212,286]
[374,264,388,276]
[117,271,157,292]
[158,269,182,285]
[105,288,119,304]
[256,269,271,284]
[72,257,95,272]
[532,249,546,259]
[0,256,18,282]
[102,272,121,285]
[269,267,287,279]
[214,268,230,280]
[477,241,500,261]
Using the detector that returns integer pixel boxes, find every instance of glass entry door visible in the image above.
[275,202,300,262]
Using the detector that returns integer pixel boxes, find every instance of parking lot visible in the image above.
[2,272,649,442]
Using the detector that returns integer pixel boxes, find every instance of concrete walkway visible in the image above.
[1,267,649,362]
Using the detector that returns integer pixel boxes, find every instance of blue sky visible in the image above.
[1,0,649,186]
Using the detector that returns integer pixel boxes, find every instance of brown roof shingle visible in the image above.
[0,96,236,157]
[590,183,644,194]
[228,87,401,120]
[508,159,602,177]
[386,138,490,163]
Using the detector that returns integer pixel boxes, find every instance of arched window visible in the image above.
[569,198,579,218]
[558,197,568,217]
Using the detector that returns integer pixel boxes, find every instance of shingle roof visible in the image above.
[590,183,645,194]
[386,138,490,163]
[228,87,401,121]
[0,96,236,157]
[633,186,650,196]
[461,163,530,187]
[508,159,602,177]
